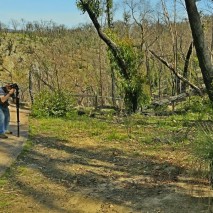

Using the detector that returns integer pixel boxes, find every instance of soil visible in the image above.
[0,106,29,177]
[1,111,213,213]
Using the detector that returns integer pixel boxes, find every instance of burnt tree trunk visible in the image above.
[183,41,193,92]
[185,0,213,102]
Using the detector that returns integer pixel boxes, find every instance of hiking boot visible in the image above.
[0,134,8,139]
[5,130,12,135]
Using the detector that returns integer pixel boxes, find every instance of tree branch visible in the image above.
[149,49,203,95]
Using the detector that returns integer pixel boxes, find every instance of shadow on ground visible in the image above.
[2,132,212,213]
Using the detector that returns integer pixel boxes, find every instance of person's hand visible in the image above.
[8,88,15,95]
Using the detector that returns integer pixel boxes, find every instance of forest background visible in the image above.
[0,0,211,113]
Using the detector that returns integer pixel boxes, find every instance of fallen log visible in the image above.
[151,93,189,107]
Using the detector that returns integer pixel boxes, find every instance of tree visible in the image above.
[185,0,213,102]
[77,0,144,112]
[123,0,155,95]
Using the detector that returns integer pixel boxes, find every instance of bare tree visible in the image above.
[185,0,213,102]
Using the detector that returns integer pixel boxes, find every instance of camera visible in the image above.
[9,83,19,90]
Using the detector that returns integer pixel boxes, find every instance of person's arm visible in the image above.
[0,88,15,103]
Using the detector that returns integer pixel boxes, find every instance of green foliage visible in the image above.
[0,200,9,208]
[139,84,151,107]
[192,56,199,67]
[193,123,213,162]
[106,131,128,141]
[31,90,76,118]
[106,0,113,8]
[76,0,102,17]
[182,96,205,112]
[105,30,138,73]
[105,30,150,112]
[0,179,7,187]
[178,96,213,120]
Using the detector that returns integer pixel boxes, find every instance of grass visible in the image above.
[28,111,199,147]
[2,111,212,178]
[26,108,213,179]
[105,131,129,141]
[0,109,212,212]
[0,179,8,187]
[37,114,193,161]
[0,200,10,208]
[29,113,193,153]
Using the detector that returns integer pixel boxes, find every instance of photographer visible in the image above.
[0,83,16,138]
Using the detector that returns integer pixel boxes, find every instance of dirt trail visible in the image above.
[0,106,29,177]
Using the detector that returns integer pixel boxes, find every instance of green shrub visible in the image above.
[193,123,213,161]
[177,96,213,120]
[31,90,76,118]
[192,122,213,185]
[181,96,210,112]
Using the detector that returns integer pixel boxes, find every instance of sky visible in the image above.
[0,0,209,29]
[0,0,92,28]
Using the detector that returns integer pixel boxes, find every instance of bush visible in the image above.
[193,122,213,186]
[193,124,213,161]
[31,90,76,118]
[178,96,213,120]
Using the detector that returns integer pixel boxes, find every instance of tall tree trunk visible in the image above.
[183,41,193,92]
[106,0,116,107]
[211,15,213,62]
[185,0,213,102]
[29,65,34,104]
[98,39,104,106]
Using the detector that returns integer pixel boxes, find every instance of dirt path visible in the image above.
[0,106,29,177]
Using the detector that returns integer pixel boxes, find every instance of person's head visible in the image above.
[5,83,11,91]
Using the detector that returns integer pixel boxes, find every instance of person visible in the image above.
[0,83,16,138]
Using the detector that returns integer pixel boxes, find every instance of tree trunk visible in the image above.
[185,0,213,102]
[106,0,116,107]
[29,65,34,104]
[183,42,193,92]
[125,90,138,113]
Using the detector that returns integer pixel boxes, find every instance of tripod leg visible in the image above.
[16,97,20,137]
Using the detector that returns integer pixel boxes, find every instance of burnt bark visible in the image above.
[183,42,193,92]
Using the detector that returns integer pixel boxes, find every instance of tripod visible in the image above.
[15,86,20,137]
[10,84,20,137]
